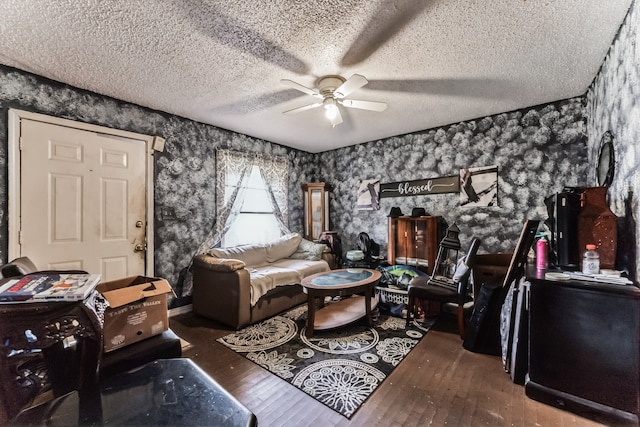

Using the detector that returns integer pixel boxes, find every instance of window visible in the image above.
[195,149,289,251]
[222,165,282,247]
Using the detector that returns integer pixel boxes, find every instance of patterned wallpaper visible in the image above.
[586,0,639,280]
[4,17,638,304]
[0,65,315,307]
[319,98,589,258]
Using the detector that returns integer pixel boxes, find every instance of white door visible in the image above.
[18,119,147,280]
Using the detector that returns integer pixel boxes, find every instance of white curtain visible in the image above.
[180,150,290,297]
[195,149,290,254]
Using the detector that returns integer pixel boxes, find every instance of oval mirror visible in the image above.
[597,131,615,186]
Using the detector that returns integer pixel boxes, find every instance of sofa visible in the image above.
[192,233,331,329]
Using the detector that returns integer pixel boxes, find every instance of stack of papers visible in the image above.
[0,273,101,302]
[566,272,633,285]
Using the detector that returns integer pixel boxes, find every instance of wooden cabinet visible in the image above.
[387,216,440,274]
[302,183,331,242]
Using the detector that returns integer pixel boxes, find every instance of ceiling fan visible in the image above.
[280,74,387,127]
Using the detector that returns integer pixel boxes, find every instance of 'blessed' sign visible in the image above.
[380,175,460,198]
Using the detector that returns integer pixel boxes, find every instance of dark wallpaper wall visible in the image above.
[6,35,638,303]
[319,98,589,256]
[586,0,639,281]
[0,65,316,306]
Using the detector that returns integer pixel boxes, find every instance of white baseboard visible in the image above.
[169,303,192,317]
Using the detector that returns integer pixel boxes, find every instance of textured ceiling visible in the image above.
[0,0,632,153]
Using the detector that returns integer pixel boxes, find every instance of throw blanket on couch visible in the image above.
[208,233,329,305]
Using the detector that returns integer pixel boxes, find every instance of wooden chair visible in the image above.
[406,238,482,338]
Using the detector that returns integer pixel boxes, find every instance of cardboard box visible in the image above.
[97,276,174,352]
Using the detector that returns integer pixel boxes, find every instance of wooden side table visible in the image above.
[318,230,342,268]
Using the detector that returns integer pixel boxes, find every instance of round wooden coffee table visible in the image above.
[301,268,381,337]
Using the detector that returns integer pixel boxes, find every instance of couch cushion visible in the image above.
[266,233,302,263]
[289,238,328,261]
[193,255,246,272]
[248,265,301,305]
[209,244,268,267]
[270,259,330,277]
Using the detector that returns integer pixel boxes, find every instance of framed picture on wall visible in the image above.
[356,178,380,211]
[460,166,498,207]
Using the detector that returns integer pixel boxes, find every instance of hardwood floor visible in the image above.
[169,310,606,427]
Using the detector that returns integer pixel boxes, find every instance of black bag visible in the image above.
[378,301,407,318]
[463,281,505,355]
[356,232,380,259]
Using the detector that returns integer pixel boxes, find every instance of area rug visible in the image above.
[217,302,434,418]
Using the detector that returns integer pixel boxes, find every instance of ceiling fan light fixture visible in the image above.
[281,74,385,127]
[323,97,339,120]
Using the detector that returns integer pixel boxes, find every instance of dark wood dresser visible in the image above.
[526,272,640,425]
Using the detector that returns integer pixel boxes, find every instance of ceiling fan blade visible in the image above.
[280,79,322,98]
[283,102,323,114]
[329,108,343,127]
[364,78,516,99]
[184,7,309,74]
[340,99,388,112]
[340,2,433,67]
[334,74,368,98]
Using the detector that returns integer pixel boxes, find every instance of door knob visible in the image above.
[134,243,147,252]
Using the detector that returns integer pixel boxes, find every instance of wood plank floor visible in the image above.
[169,310,606,427]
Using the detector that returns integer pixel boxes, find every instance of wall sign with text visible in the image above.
[379,175,460,198]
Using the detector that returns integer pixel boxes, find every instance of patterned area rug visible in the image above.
[217,302,434,418]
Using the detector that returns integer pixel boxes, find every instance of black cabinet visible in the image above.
[526,274,640,425]
[0,294,102,423]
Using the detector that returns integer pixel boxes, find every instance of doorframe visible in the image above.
[8,108,157,275]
